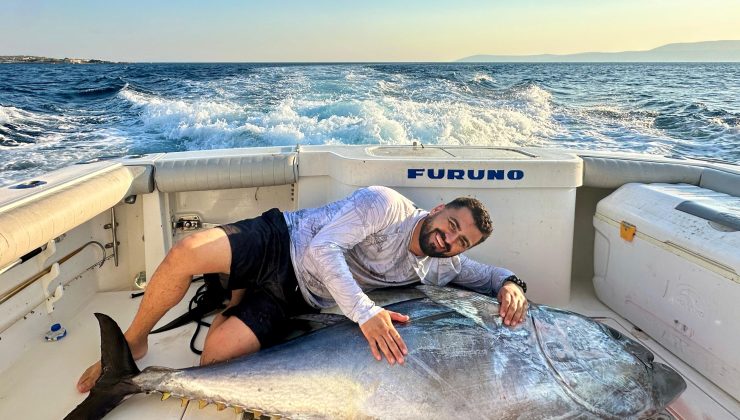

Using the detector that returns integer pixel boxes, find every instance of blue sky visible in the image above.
[3,0,740,62]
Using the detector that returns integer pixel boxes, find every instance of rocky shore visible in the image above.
[0,56,116,64]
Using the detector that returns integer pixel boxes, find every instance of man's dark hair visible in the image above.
[445,197,493,243]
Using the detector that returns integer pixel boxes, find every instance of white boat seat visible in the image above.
[0,164,134,268]
[153,151,298,193]
[581,156,702,188]
[582,156,740,197]
[699,168,740,197]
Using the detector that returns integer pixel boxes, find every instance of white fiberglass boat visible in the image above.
[0,145,738,419]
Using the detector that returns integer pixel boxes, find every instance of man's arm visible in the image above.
[302,187,409,364]
[451,255,528,326]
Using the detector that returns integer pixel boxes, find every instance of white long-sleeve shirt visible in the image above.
[283,186,515,325]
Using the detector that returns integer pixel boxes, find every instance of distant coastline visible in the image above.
[458,40,740,63]
[0,55,117,64]
[4,41,740,64]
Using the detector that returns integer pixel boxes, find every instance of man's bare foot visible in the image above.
[76,339,147,393]
[76,361,102,393]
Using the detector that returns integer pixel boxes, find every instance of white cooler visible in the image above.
[593,183,740,400]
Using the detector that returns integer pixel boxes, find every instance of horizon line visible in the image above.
[3,60,740,64]
[4,39,740,64]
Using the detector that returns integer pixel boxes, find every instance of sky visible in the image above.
[2,0,740,62]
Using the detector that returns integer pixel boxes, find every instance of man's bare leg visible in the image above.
[206,289,245,338]
[76,228,232,393]
[200,315,261,365]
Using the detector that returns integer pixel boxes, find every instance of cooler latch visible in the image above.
[173,215,220,232]
[620,221,636,242]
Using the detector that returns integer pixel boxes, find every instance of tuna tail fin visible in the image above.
[64,313,142,420]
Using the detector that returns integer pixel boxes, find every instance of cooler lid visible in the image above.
[595,183,740,277]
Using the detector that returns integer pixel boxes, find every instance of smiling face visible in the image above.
[418,205,485,258]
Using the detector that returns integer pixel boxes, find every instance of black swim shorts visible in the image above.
[218,208,317,348]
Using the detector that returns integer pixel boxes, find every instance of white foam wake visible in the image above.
[117,83,559,151]
[0,105,37,126]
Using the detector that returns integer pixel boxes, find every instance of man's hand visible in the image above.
[498,282,528,326]
[359,309,410,365]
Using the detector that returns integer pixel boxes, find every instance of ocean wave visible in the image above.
[708,115,739,129]
[0,100,132,184]
[3,62,738,185]
[0,105,69,144]
[470,72,495,84]
[578,105,658,128]
[77,82,129,98]
[0,105,24,125]
[119,86,247,142]
[117,82,558,151]
[376,80,403,95]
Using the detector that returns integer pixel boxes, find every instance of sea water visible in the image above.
[1,63,738,186]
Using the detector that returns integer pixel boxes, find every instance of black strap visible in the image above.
[137,274,229,355]
[187,282,214,355]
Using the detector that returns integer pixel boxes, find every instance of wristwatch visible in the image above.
[503,275,527,294]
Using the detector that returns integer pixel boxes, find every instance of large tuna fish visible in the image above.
[66,286,685,419]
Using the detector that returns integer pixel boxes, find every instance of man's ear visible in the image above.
[430,204,445,214]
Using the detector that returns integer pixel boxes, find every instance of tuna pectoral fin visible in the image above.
[418,285,502,331]
[64,313,142,420]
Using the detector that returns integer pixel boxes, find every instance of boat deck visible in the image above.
[0,284,240,420]
[0,279,738,420]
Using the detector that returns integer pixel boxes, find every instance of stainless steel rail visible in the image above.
[0,241,106,305]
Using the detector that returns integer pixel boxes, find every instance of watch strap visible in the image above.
[503,275,527,294]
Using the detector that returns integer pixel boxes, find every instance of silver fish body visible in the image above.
[124,286,684,419]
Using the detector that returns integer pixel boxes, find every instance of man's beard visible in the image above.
[419,216,450,257]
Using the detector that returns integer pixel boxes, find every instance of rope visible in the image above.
[187,281,212,355]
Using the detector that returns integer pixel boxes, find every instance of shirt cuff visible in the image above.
[357,305,384,326]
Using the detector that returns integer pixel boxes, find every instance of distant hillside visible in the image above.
[0,55,115,64]
[458,40,740,63]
